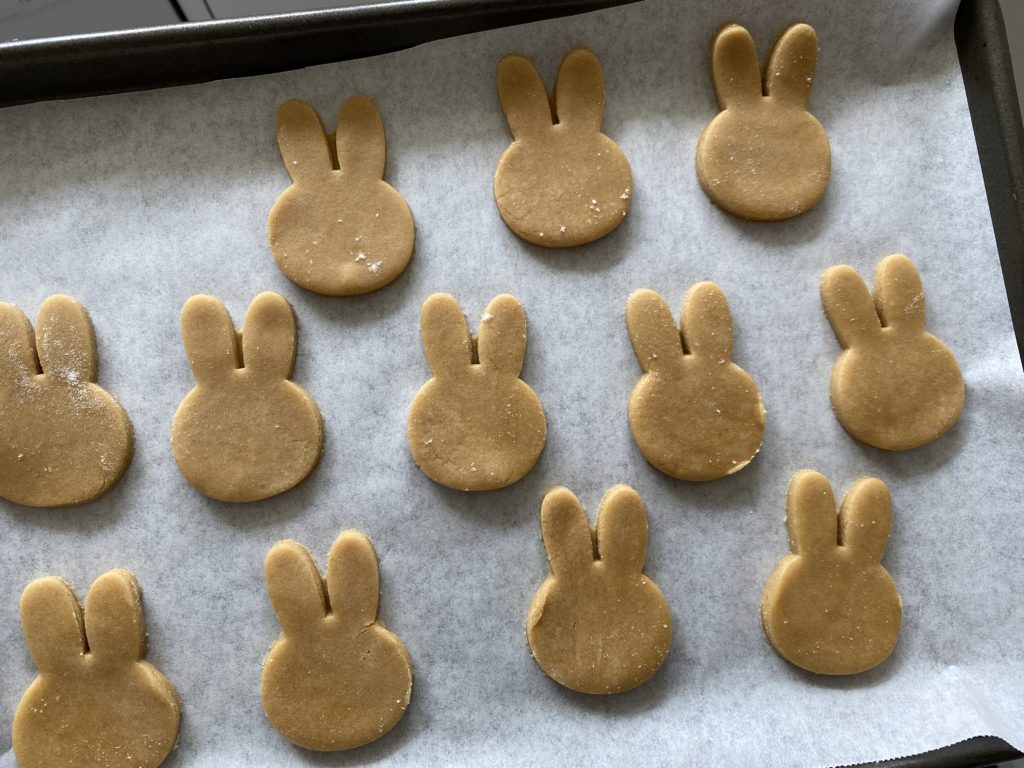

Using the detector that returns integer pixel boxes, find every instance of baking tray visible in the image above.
[0,1,1022,766]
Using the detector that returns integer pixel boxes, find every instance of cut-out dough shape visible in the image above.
[626,283,765,481]
[172,291,323,501]
[269,96,414,296]
[527,485,672,693]
[761,470,902,675]
[262,531,412,751]
[0,295,132,507]
[14,570,181,768]
[495,47,632,247]
[822,254,964,450]
[408,293,546,491]
[696,23,830,221]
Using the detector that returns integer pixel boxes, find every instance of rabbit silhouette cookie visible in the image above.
[172,292,323,501]
[822,254,963,450]
[269,97,414,296]
[626,284,764,481]
[527,485,672,694]
[14,570,181,768]
[408,293,546,491]
[761,471,902,675]
[262,531,412,751]
[0,295,132,507]
[696,23,830,220]
[495,48,632,247]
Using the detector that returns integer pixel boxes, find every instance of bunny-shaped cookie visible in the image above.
[408,293,546,491]
[269,97,414,296]
[761,470,902,675]
[696,23,830,221]
[262,531,413,751]
[172,292,323,501]
[0,295,132,507]
[494,47,632,247]
[14,570,181,768]
[527,485,672,693]
[626,284,765,481]
[822,254,963,450]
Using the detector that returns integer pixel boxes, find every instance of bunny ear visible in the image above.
[553,47,605,133]
[821,265,882,349]
[764,23,818,108]
[325,530,380,629]
[420,293,473,377]
[476,294,526,377]
[181,294,239,384]
[786,470,838,558]
[241,292,296,380]
[20,577,86,672]
[265,540,328,636]
[595,485,647,574]
[541,487,594,579]
[872,254,926,334]
[626,289,683,374]
[0,302,39,386]
[83,569,146,664]
[276,99,334,183]
[680,282,733,361]
[711,24,763,109]
[335,95,386,180]
[497,53,553,140]
[35,295,97,383]
[838,477,892,563]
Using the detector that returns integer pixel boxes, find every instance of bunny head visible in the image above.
[0,295,132,507]
[268,97,415,296]
[625,284,764,481]
[761,471,902,675]
[407,293,546,491]
[14,570,180,768]
[527,486,672,693]
[171,292,324,501]
[494,48,632,247]
[696,23,830,221]
[262,531,413,751]
[821,254,964,450]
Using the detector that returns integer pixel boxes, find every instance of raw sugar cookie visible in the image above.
[0,295,132,507]
[761,470,902,675]
[269,96,414,296]
[527,485,671,693]
[494,47,632,247]
[172,292,323,501]
[696,23,830,220]
[14,570,181,768]
[626,284,764,481]
[262,531,412,751]
[408,293,546,491]
[822,254,963,450]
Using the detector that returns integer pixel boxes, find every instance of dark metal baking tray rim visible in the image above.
[1,0,1022,766]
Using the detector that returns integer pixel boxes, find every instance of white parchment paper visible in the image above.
[2,1,1023,766]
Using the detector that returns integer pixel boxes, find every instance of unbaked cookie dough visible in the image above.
[821,254,964,450]
[408,293,546,491]
[626,284,764,481]
[171,291,323,501]
[696,23,830,220]
[527,485,671,693]
[269,96,414,296]
[761,470,902,675]
[0,295,132,507]
[14,570,181,768]
[494,47,632,247]
[262,531,412,751]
